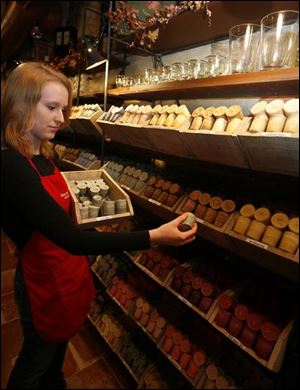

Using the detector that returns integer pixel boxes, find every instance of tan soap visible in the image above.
[283,99,299,133]
[149,113,160,126]
[240,204,256,218]
[226,105,243,120]
[261,225,283,247]
[167,104,178,114]
[271,212,289,230]
[214,211,229,227]
[192,106,205,117]
[190,116,203,130]
[178,212,196,231]
[250,101,268,133]
[254,207,271,224]
[279,231,299,254]
[246,220,267,241]
[233,215,251,235]
[157,113,168,126]
[210,196,223,210]
[172,114,188,129]
[266,99,286,132]
[201,107,215,130]
[164,113,176,127]
[221,199,236,213]
[288,217,299,234]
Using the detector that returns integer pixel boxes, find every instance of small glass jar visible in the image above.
[187,59,201,79]
[198,60,208,78]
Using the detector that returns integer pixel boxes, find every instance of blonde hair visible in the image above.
[1,61,73,158]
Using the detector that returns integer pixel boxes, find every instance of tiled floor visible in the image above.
[1,230,136,389]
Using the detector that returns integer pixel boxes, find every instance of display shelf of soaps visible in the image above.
[97,120,299,176]
[224,210,299,283]
[61,168,134,230]
[108,68,298,100]
[87,314,142,383]
[209,289,294,373]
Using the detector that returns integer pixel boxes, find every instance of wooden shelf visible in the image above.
[108,68,298,100]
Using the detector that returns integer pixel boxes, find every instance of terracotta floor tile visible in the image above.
[63,345,81,378]
[1,269,16,295]
[69,322,108,369]
[75,359,121,389]
[1,292,19,324]
[1,320,23,389]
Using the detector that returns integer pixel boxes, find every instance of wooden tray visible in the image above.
[76,111,103,137]
[238,132,299,176]
[143,126,194,158]
[61,168,134,229]
[179,130,249,169]
[224,213,299,282]
[209,290,294,373]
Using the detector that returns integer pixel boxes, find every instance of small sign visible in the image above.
[148,199,161,206]
[196,218,204,224]
[246,238,268,250]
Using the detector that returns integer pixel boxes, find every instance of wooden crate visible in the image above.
[238,132,299,177]
[175,196,236,251]
[97,120,134,145]
[224,213,299,282]
[179,130,250,169]
[209,290,294,373]
[165,262,224,322]
[76,111,103,137]
[61,168,134,230]
[143,126,194,158]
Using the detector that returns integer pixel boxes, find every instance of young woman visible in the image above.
[1,62,197,389]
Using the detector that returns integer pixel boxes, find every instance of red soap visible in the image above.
[173,265,186,279]
[186,359,199,379]
[261,322,281,342]
[166,325,176,338]
[215,309,232,328]
[193,350,207,367]
[201,282,214,297]
[111,276,120,285]
[199,296,213,313]
[179,353,192,369]
[109,285,117,296]
[228,316,243,338]
[171,344,182,362]
[119,295,127,306]
[173,330,184,345]
[152,264,161,277]
[247,313,264,331]
[162,337,174,353]
[171,278,182,291]
[189,290,202,306]
[146,259,155,271]
[180,283,192,299]
[124,299,133,311]
[218,294,235,311]
[192,276,204,290]
[139,254,148,266]
[180,338,192,353]
[234,304,249,321]
[159,268,170,281]
[240,325,257,348]
[140,313,150,326]
[255,334,275,360]
[161,255,171,269]
[183,271,194,284]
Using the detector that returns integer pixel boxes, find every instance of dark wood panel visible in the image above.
[151,1,299,54]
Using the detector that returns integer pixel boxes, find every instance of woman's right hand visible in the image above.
[149,213,197,247]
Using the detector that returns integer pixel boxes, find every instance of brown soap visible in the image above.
[203,207,218,224]
[214,211,229,227]
[199,192,212,206]
[182,198,197,213]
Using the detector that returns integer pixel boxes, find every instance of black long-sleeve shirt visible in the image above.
[1,148,150,255]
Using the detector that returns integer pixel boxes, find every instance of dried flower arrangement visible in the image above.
[108,1,212,48]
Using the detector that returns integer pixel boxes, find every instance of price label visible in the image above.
[123,185,130,191]
[196,218,204,224]
[148,199,161,206]
[246,238,268,250]
[261,132,293,137]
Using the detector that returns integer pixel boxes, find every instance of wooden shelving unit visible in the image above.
[108,68,298,100]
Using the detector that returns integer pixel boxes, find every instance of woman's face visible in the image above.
[27,81,69,151]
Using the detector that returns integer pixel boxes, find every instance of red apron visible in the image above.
[20,158,95,343]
